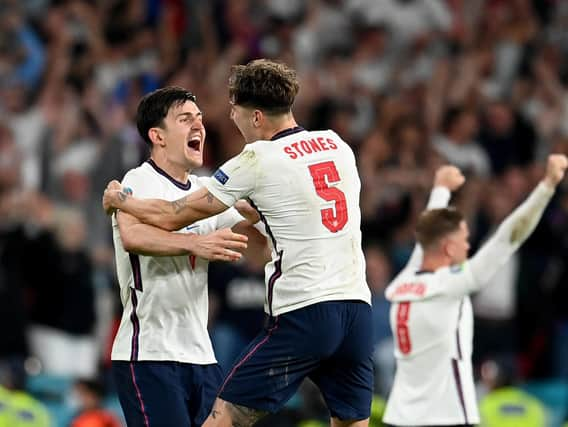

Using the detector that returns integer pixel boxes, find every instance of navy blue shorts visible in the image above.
[112,361,223,427]
[218,300,374,420]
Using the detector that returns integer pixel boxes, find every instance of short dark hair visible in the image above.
[228,59,299,115]
[136,87,197,147]
[415,207,464,250]
[75,378,104,398]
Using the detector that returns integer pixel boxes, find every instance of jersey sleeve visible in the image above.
[121,169,158,199]
[202,145,257,207]
[112,168,157,227]
[402,186,452,270]
[424,263,478,298]
[390,183,555,301]
[386,263,477,301]
[466,182,554,287]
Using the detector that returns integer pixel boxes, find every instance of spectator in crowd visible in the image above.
[433,106,491,178]
[0,383,51,427]
[364,243,395,397]
[478,357,548,427]
[68,379,121,427]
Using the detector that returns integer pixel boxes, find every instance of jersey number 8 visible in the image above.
[396,302,412,354]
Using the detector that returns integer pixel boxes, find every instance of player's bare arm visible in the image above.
[117,211,247,261]
[103,180,229,231]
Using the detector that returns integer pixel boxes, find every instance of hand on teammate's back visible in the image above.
[543,154,568,189]
[433,165,466,192]
[234,199,261,225]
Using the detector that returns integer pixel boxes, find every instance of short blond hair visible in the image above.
[415,207,464,250]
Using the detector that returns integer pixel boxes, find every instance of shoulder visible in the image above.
[320,129,355,156]
[190,174,206,189]
[246,140,271,153]
[230,143,264,165]
[385,271,430,302]
[321,129,342,140]
[122,162,152,184]
[386,265,470,302]
[422,263,474,296]
[121,162,166,198]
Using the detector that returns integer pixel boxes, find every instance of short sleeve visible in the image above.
[426,263,478,299]
[203,146,257,207]
[121,169,158,199]
[113,168,157,227]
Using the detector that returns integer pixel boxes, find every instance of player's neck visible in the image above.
[150,153,191,183]
[420,253,450,272]
[261,116,298,141]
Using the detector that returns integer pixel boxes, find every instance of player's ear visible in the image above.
[252,109,263,128]
[148,127,166,147]
[442,238,454,259]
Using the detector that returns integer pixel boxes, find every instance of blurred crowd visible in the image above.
[1,0,568,425]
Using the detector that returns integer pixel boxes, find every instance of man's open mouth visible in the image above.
[187,137,201,151]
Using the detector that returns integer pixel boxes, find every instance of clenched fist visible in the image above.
[434,165,465,192]
[543,154,568,189]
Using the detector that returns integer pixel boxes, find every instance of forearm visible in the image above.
[116,188,218,231]
[121,222,194,256]
[469,181,554,285]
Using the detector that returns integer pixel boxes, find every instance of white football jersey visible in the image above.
[204,127,371,316]
[111,160,243,363]
[382,187,479,425]
[384,269,479,425]
[383,183,555,426]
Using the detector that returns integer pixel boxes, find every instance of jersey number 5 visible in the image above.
[396,302,412,354]
[308,161,348,233]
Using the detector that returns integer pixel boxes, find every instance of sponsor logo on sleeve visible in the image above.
[213,169,229,185]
